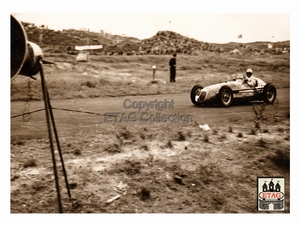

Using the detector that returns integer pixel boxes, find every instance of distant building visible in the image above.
[268,43,273,49]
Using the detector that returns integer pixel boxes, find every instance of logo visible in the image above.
[257,177,285,211]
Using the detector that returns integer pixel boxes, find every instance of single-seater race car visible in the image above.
[190,74,277,107]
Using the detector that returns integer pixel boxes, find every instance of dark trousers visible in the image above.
[170,66,176,82]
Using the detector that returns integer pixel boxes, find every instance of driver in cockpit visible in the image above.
[236,69,257,88]
[243,68,257,87]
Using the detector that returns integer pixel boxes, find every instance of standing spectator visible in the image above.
[169,53,177,82]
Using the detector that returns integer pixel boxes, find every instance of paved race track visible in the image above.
[11,88,290,138]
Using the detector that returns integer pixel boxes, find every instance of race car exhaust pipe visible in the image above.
[11,15,44,80]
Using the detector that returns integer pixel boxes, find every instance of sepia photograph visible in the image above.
[5,0,298,223]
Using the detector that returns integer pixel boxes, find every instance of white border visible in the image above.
[2,0,298,223]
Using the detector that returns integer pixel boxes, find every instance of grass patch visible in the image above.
[23,158,37,168]
[104,143,122,154]
[203,134,209,143]
[166,140,173,148]
[140,187,151,200]
[73,148,81,155]
[177,131,186,141]
[114,159,141,175]
[269,150,290,171]
[257,138,267,148]
[11,53,290,101]
[270,150,290,171]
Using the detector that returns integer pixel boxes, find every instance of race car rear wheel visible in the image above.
[190,85,203,106]
[218,86,233,107]
[263,83,277,104]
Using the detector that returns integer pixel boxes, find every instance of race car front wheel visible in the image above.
[218,86,233,107]
[263,83,277,104]
[190,85,203,106]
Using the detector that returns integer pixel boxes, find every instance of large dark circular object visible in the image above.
[11,15,28,79]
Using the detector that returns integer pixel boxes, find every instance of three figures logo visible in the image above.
[257,177,285,211]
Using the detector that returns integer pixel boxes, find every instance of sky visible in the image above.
[12,12,290,44]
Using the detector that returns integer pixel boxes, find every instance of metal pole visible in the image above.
[151,65,157,83]
[45,87,72,199]
[39,61,63,213]
[153,70,155,81]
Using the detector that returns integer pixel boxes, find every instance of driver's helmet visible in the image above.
[246,68,253,77]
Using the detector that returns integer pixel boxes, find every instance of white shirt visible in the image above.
[245,75,257,87]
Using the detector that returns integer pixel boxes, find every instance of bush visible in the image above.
[104,143,122,154]
[23,158,37,168]
[73,149,81,155]
[269,150,290,171]
[203,134,209,142]
[237,132,243,138]
[83,81,96,88]
[177,131,186,141]
[116,159,141,175]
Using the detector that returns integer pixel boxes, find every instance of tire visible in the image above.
[190,85,203,106]
[218,86,233,107]
[263,83,277,104]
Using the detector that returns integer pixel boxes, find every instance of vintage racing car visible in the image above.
[190,74,277,107]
